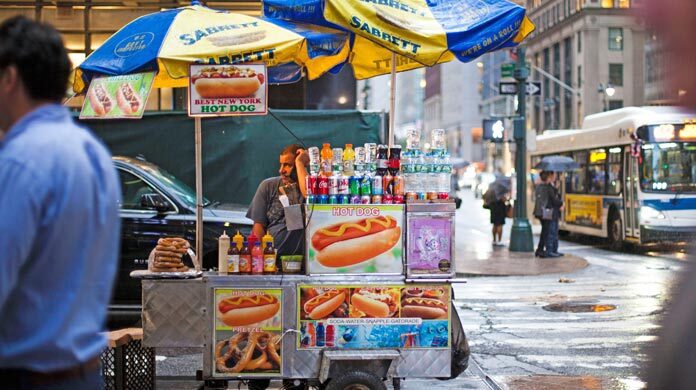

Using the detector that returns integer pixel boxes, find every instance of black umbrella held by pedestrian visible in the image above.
[483,176,512,204]
[534,155,580,172]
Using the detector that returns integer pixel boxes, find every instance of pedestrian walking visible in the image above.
[0,16,121,389]
[483,188,509,246]
[533,171,563,257]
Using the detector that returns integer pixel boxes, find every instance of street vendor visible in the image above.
[247,143,309,256]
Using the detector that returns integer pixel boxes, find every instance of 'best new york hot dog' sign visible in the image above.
[188,64,268,117]
[80,72,155,120]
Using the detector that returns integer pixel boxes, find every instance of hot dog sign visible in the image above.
[79,72,155,119]
[188,63,268,117]
[306,205,404,274]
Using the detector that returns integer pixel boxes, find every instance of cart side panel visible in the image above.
[395,349,451,378]
[142,279,206,348]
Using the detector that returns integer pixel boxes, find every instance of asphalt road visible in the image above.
[154,190,686,389]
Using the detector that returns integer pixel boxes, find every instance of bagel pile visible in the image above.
[149,237,190,272]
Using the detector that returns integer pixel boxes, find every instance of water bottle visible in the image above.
[308,146,320,175]
[332,147,343,173]
[438,152,451,199]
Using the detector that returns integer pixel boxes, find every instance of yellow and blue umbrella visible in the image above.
[263,0,535,79]
[73,2,351,93]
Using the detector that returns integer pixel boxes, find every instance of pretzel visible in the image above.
[151,265,188,272]
[155,244,187,253]
[215,332,281,373]
[158,237,190,247]
[155,251,184,259]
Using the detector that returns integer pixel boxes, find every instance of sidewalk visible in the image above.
[454,191,589,277]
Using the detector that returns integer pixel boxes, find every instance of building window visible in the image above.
[609,63,623,86]
[577,65,582,87]
[577,31,582,52]
[609,28,623,51]
[609,100,624,110]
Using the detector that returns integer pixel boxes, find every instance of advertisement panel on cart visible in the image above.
[212,288,283,377]
[406,215,454,277]
[306,204,404,274]
[297,285,450,350]
[79,72,155,119]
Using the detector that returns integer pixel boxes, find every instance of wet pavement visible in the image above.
[154,190,684,389]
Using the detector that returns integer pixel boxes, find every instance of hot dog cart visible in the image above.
[137,201,467,389]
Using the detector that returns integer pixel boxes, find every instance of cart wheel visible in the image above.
[325,370,386,390]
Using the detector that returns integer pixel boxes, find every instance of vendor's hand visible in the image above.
[295,149,309,167]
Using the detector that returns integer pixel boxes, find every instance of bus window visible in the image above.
[641,142,696,192]
[569,151,587,193]
[589,148,607,194]
[607,147,622,195]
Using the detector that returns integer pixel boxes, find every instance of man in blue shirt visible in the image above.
[0,16,121,389]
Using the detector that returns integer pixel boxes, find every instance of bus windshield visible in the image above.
[641,142,696,193]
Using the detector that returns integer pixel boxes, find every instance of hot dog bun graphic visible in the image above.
[193,66,263,98]
[351,288,398,318]
[87,83,113,116]
[115,82,143,114]
[303,289,346,320]
[400,297,448,319]
[311,216,401,267]
[217,293,280,327]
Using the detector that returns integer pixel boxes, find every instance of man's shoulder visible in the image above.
[258,177,281,189]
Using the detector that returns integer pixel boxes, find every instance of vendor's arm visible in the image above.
[295,149,309,198]
[0,160,41,311]
[252,222,266,240]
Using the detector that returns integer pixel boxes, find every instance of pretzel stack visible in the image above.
[150,237,190,272]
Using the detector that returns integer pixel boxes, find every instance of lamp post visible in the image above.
[598,83,615,111]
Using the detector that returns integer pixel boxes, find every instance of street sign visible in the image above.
[501,63,515,78]
[498,81,541,96]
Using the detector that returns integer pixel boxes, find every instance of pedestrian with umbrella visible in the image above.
[483,175,511,246]
[533,156,577,257]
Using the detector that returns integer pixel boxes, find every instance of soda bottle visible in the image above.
[239,241,251,274]
[307,322,316,347]
[251,241,264,274]
[308,146,320,175]
[316,321,325,347]
[332,147,343,173]
[342,144,355,176]
[371,172,383,195]
[227,242,240,273]
[306,174,318,195]
[376,144,389,175]
[263,242,277,274]
[388,145,401,176]
[325,324,335,347]
[320,143,333,177]
[338,173,349,195]
[329,172,339,195]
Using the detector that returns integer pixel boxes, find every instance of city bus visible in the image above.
[531,106,696,249]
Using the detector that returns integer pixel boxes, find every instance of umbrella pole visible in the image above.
[389,52,396,147]
[195,116,203,271]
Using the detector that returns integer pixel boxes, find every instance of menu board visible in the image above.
[212,288,282,377]
[306,204,404,274]
[297,285,450,350]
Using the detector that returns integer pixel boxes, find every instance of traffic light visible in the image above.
[483,119,505,142]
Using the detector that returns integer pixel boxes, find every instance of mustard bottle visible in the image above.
[262,232,274,248]
[232,230,244,250]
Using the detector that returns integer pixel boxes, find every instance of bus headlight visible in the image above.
[640,206,665,221]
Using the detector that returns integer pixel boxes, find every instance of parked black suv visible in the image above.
[110,156,252,327]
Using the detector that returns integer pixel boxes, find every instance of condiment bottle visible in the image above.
[239,241,251,274]
[227,243,239,274]
[263,242,277,274]
[232,230,244,250]
[262,232,274,248]
[248,232,259,250]
[251,241,264,275]
[218,231,230,275]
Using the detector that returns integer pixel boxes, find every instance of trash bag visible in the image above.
[447,302,470,379]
